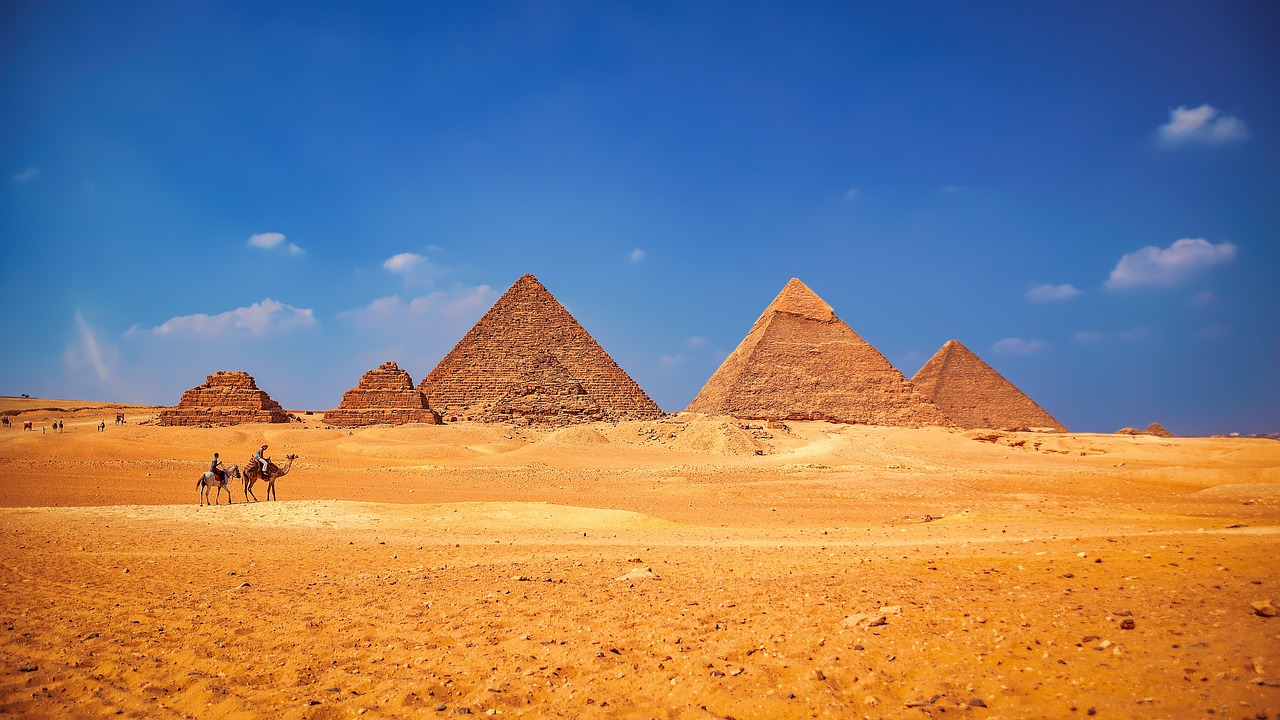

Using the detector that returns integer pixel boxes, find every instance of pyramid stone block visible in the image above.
[159,371,288,426]
[418,274,663,424]
[324,361,441,427]
[685,278,948,427]
[911,340,1066,432]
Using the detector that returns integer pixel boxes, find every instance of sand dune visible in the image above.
[1,398,1277,718]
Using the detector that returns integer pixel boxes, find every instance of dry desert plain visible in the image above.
[0,397,1278,720]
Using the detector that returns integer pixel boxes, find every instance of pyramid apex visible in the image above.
[766,278,834,320]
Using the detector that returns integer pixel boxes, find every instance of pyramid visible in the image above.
[324,361,441,427]
[158,371,288,426]
[685,278,948,426]
[418,274,663,424]
[910,340,1066,432]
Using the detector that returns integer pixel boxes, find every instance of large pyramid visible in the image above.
[685,278,948,426]
[418,274,663,424]
[911,339,1066,432]
[324,361,441,427]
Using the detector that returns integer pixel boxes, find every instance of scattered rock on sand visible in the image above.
[1251,599,1277,617]
[614,566,659,582]
[842,613,888,628]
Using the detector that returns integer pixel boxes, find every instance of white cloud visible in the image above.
[248,232,304,256]
[1158,104,1248,146]
[685,336,709,349]
[65,311,119,382]
[843,188,860,200]
[629,248,646,263]
[13,167,40,183]
[338,285,498,328]
[1105,238,1237,290]
[992,337,1046,357]
[1072,331,1103,344]
[127,299,316,339]
[1027,283,1081,302]
[384,252,425,273]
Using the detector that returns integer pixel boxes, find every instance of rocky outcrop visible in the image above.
[911,339,1066,432]
[419,274,663,425]
[158,371,288,426]
[685,278,947,427]
[324,361,440,427]
[1117,423,1175,437]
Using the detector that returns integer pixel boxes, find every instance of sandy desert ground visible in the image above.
[0,397,1277,719]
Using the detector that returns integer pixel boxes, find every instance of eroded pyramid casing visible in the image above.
[159,371,288,426]
[685,279,948,427]
[911,340,1066,432]
[324,361,441,427]
[418,274,662,424]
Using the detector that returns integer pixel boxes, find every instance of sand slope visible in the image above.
[1,399,1277,718]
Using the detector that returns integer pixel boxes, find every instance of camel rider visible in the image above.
[210,452,225,484]
[255,444,270,476]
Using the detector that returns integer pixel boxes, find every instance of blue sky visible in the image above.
[3,1,1277,435]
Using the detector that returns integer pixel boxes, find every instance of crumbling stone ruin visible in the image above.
[685,278,947,427]
[911,339,1066,432]
[324,361,441,427]
[418,274,662,425]
[158,371,288,426]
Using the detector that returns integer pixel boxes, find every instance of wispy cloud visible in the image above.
[992,337,1046,357]
[1157,104,1248,146]
[12,167,40,183]
[1027,283,1081,302]
[248,232,304,256]
[1196,323,1233,340]
[629,248,646,264]
[1072,331,1103,344]
[127,299,316,339]
[382,252,448,286]
[685,336,709,349]
[338,285,498,328]
[941,185,965,195]
[65,311,119,382]
[843,188,860,200]
[1105,238,1237,290]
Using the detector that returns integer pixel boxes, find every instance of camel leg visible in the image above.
[198,479,206,507]
[244,475,258,502]
[266,477,276,501]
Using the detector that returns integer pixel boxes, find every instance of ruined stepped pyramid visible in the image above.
[911,339,1066,432]
[158,371,288,426]
[418,274,663,424]
[685,278,948,426]
[324,361,441,427]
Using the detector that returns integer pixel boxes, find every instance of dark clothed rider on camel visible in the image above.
[209,453,225,484]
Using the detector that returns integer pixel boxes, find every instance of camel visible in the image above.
[243,453,298,502]
[197,464,241,507]
[1,417,10,428]
[23,421,32,431]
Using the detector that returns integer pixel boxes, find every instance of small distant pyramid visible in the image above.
[911,340,1066,432]
[159,371,288,426]
[418,274,663,424]
[324,361,441,427]
[685,278,947,426]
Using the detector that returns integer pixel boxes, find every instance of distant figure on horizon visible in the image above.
[98,421,105,432]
